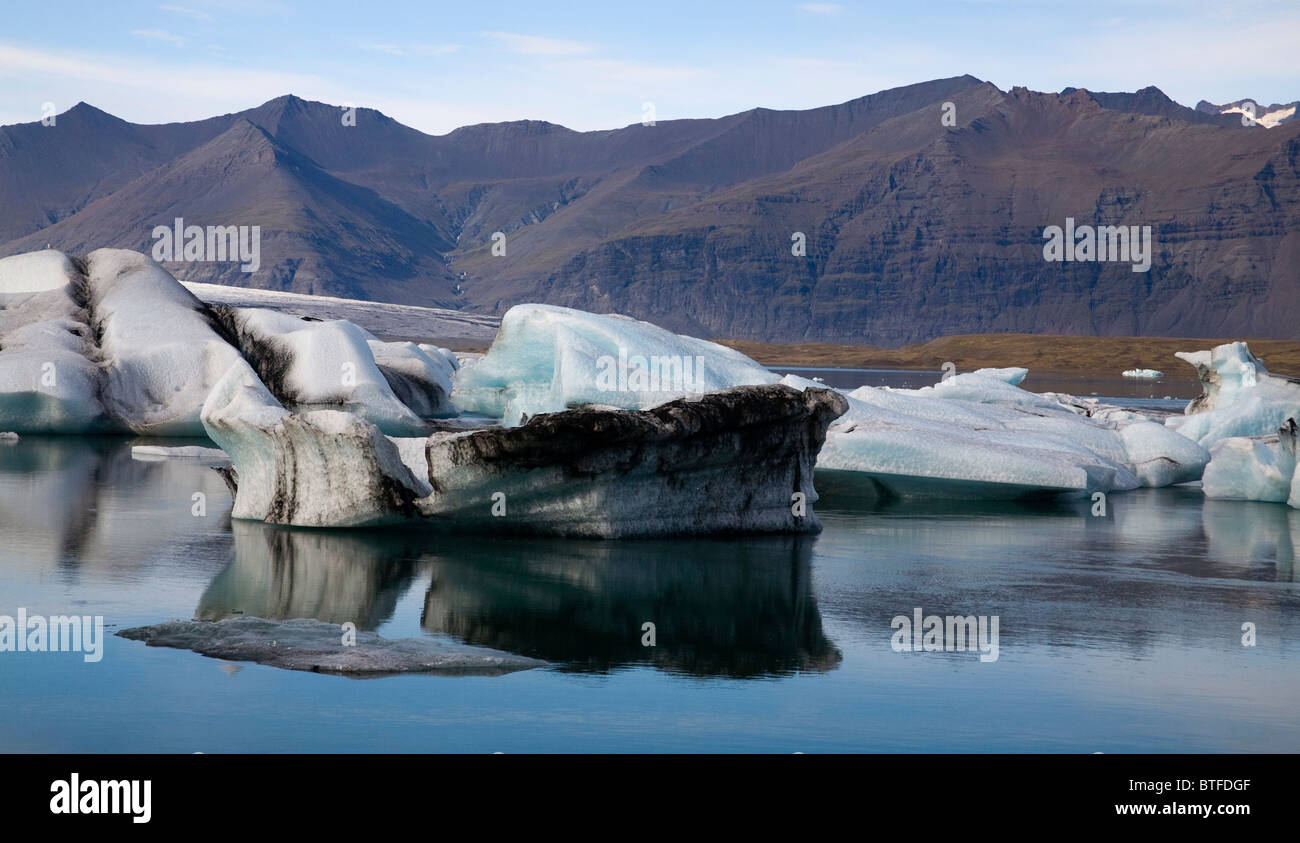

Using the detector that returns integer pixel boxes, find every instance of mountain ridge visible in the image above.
[3,76,1296,345]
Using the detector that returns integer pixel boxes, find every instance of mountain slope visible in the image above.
[1,78,1296,345]
[6,120,459,304]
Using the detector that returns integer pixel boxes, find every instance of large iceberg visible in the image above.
[0,248,456,436]
[0,249,253,434]
[451,304,780,426]
[207,374,849,535]
[199,298,848,534]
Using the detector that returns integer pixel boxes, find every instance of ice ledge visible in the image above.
[118,617,545,677]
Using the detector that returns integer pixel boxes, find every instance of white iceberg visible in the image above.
[1,248,462,437]
[90,250,248,434]
[1167,342,1300,448]
[1,249,248,435]
[1122,368,1163,378]
[212,307,436,435]
[0,250,111,432]
[1202,419,1299,509]
[451,304,780,426]
[367,339,458,420]
[796,368,1208,499]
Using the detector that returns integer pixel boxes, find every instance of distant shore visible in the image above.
[714,334,1300,379]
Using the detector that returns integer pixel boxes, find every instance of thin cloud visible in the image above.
[481,31,594,56]
[131,29,186,47]
[0,42,325,120]
[159,4,213,22]
[414,44,462,56]
[361,43,461,57]
[797,3,844,14]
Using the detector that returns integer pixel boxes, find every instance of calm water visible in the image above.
[2,375,1298,752]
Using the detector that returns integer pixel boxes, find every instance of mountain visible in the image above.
[2,78,1297,345]
[1196,98,1299,128]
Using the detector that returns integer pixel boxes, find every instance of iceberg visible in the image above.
[210,306,437,435]
[1202,419,1300,509]
[0,246,1231,519]
[0,249,248,435]
[207,378,848,535]
[200,362,431,527]
[451,304,780,426]
[0,250,111,432]
[1122,369,1163,378]
[1,248,464,437]
[1167,342,1300,448]
[798,369,1208,499]
[367,340,458,420]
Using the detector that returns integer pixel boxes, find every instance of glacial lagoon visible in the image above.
[2,379,1298,752]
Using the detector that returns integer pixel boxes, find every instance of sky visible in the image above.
[1,0,1297,134]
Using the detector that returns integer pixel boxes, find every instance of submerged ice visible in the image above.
[118,617,545,676]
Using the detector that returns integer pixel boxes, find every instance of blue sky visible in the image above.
[2,0,1297,133]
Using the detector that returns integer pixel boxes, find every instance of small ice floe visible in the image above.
[131,445,229,464]
[117,617,545,677]
[1122,369,1163,378]
[811,376,825,383]
[0,432,17,445]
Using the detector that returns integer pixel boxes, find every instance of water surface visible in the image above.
[1,378,1297,753]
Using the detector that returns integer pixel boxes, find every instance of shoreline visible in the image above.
[714,334,1300,379]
